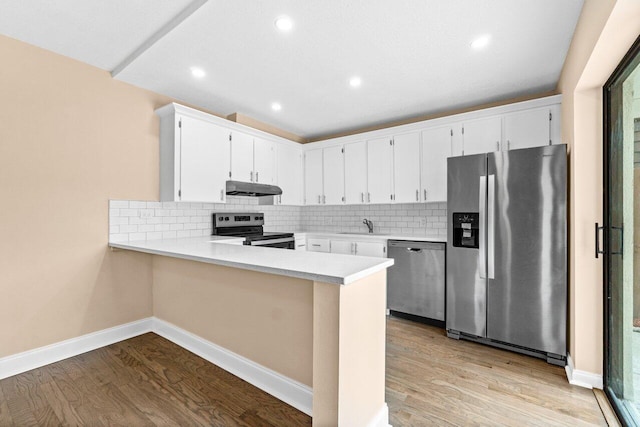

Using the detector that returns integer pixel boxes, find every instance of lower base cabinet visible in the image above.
[329,239,386,258]
[307,238,330,252]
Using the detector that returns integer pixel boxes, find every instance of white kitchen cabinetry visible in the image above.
[307,238,330,252]
[231,133,276,184]
[304,148,324,205]
[254,138,275,184]
[344,141,368,204]
[156,107,230,203]
[354,241,386,258]
[330,240,353,255]
[392,132,421,203]
[421,126,452,202]
[460,116,502,156]
[230,131,254,182]
[323,145,345,205]
[276,144,303,205]
[367,137,393,204]
[503,107,554,150]
[329,238,387,257]
[294,234,307,250]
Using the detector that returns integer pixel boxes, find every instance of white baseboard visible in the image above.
[152,318,313,416]
[0,317,154,380]
[367,403,391,427]
[565,353,603,389]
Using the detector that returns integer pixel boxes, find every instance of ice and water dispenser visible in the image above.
[452,213,480,248]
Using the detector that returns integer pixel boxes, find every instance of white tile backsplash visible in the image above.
[108,198,447,242]
[299,202,447,236]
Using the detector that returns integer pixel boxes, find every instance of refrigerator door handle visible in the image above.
[487,174,495,279]
[479,175,487,279]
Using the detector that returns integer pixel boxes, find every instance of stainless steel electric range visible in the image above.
[212,213,294,249]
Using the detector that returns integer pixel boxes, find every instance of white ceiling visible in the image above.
[0,0,583,140]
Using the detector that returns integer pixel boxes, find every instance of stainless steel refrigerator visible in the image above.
[446,144,567,365]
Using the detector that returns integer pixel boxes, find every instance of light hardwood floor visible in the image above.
[386,316,607,426]
[0,317,609,426]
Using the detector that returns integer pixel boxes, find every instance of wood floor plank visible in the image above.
[386,316,608,426]
[593,388,622,427]
[0,382,16,427]
[0,317,612,426]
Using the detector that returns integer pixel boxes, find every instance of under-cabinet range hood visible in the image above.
[225,180,282,197]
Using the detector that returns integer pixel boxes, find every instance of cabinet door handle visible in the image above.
[424,189,427,200]
[323,195,326,204]
[256,171,259,182]
[361,192,364,203]
[220,189,224,201]
[367,192,371,202]
[354,242,358,254]
[318,195,321,204]
[416,189,419,201]
[496,141,500,151]
[250,171,254,182]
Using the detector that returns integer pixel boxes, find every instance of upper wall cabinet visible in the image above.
[323,145,345,205]
[230,133,276,184]
[421,126,452,202]
[503,107,555,150]
[253,137,275,184]
[344,141,368,204]
[156,103,302,205]
[392,132,421,203]
[367,137,394,204]
[302,95,561,205]
[157,107,230,203]
[304,148,324,205]
[275,144,303,205]
[303,146,345,205]
[460,116,502,156]
[230,131,254,182]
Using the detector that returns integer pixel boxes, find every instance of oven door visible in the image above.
[249,237,295,249]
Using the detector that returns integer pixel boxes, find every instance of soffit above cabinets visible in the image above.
[0,0,584,140]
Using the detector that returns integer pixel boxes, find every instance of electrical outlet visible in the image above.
[140,209,153,219]
[420,217,427,227]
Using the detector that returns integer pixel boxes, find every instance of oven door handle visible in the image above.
[250,237,295,246]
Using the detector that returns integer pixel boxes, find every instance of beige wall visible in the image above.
[558,0,640,374]
[0,35,171,357]
[152,256,313,386]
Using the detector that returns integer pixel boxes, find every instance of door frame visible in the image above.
[603,33,640,425]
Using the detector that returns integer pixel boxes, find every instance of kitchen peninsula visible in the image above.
[110,237,394,427]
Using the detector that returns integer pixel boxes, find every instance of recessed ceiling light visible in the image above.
[275,16,293,32]
[190,67,206,78]
[470,35,491,50]
[271,102,282,111]
[349,76,362,88]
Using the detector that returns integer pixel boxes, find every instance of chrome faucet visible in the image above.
[363,218,374,234]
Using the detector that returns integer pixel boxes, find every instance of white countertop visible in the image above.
[109,236,394,285]
[290,231,446,243]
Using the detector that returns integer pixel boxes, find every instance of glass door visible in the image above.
[604,35,640,425]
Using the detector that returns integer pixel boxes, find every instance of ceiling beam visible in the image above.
[111,0,208,77]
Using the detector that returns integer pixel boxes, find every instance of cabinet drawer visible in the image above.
[307,238,330,252]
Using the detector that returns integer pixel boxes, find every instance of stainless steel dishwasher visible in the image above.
[387,240,445,326]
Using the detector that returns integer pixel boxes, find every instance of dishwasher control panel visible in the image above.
[452,212,479,249]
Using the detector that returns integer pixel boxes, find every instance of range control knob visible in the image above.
[224,217,229,221]
[255,216,259,220]
[218,216,224,221]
